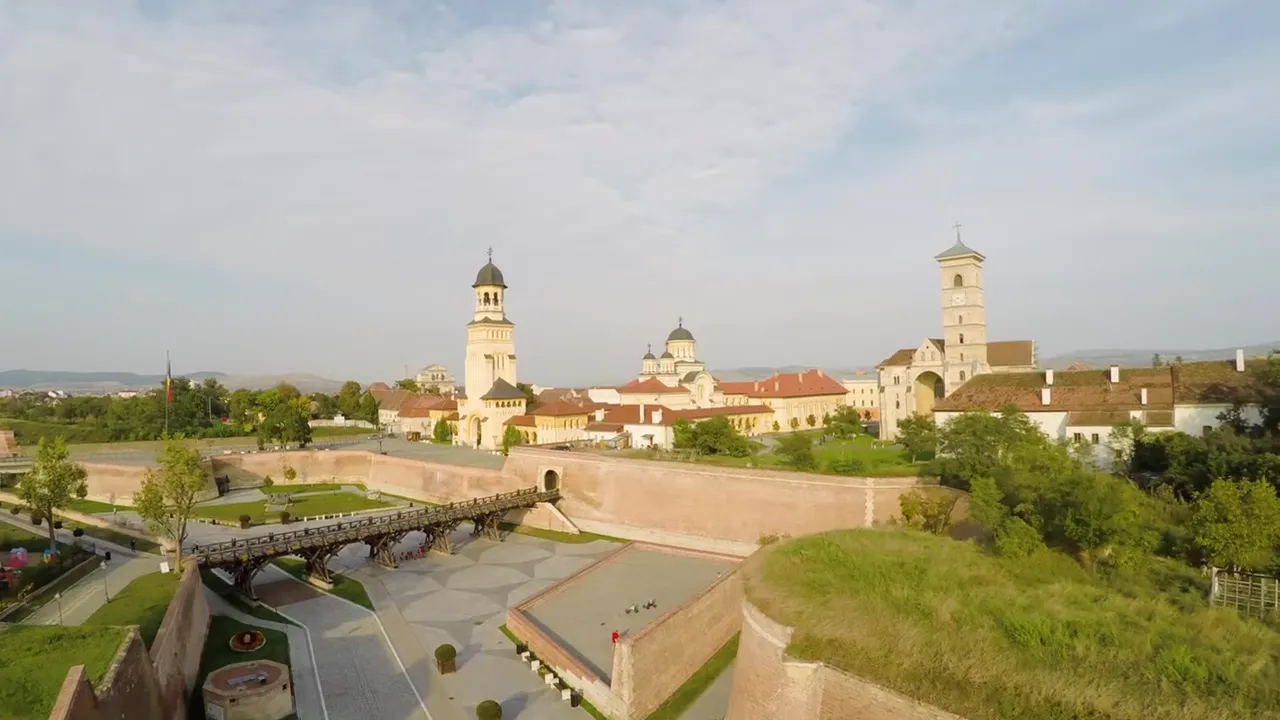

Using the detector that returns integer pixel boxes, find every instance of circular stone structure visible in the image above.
[229,630,266,653]
[203,660,294,720]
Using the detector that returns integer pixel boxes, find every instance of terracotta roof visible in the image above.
[1144,410,1175,427]
[1065,410,1132,427]
[669,405,774,421]
[988,340,1036,368]
[529,400,594,417]
[372,389,413,412]
[585,422,625,433]
[397,395,458,418]
[505,415,537,427]
[718,370,847,399]
[935,360,1267,414]
[617,377,688,394]
[444,412,459,421]
[481,377,528,401]
[877,348,915,368]
[368,382,391,391]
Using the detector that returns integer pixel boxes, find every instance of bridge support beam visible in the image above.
[301,543,343,584]
[370,531,408,569]
[471,511,505,541]
[232,557,271,599]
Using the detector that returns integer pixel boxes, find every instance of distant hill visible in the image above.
[0,369,346,394]
[1041,342,1280,370]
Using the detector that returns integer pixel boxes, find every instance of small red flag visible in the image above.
[166,352,173,403]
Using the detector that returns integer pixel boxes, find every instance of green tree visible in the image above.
[516,382,538,409]
[935,408,1058,490]
[968,476,1008,533]
[771,420,780,432]
[897,414,938,463]
[672,419,696,450]
[337,381,363,417]
[1189,478,1280,571]
[358,392,381,427]
[424,384,442,396]
[827,406,863,438]
[395,378,420,392]
[1047,471,1155,570]
[898,489,960,534]
[1152,353,1163,367]
[805,414,817,428]
[775,433,816,470]
[17,437,87,551]
[432,418,454,444]
[1106,419,1145,477]
[682,417,751,457]
[788,417,800,431]
[502,425,523,455]
[135,439,210,552]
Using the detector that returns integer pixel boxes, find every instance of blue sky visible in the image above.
[0,0,1277,386]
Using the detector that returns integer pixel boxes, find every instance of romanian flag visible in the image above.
[166,352,173,403]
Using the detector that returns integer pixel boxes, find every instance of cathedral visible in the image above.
[876,235,1038,441]
[458,251,528,450]
[630,320,719,407]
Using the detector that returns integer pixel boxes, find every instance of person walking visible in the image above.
[611,630,619,645]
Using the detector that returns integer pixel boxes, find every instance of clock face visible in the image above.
[952,292,966,306]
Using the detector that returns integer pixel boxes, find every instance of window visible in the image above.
[483,292,491,305]
[953,273,963,287]
[959,333,965,344]
[894,376,901,385]
[958,315,963,324]
[959,371,966,381]
[1091,433,1100,444]
[1073,432,1083,443]
[960,353,965,361]
[895,400,900,410]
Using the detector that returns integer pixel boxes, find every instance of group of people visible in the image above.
[611,598,659,645]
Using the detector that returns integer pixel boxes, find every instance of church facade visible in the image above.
[877,237,1037,441]
[458,254,528,450]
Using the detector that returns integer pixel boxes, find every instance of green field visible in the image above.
[191,493,395,525]
[272,556,374,610]
[269,482,361,495]
[1,499,160,553]
[0,520,52,552]
[623,432,929,477]
[496,521,626,545]
[746,530,1280,720]
[67,498,130,514]
[0,625,128,718]
[188,616,296,720]
[84,571,181,646]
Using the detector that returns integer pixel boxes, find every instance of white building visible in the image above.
[414,364,456,394]
[459,253,527,450]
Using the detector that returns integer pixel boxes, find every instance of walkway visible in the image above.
[203,588,326,720]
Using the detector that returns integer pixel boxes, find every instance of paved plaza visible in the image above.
[522,546,738,683]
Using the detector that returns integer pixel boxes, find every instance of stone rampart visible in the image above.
[724,599,966,720]
[80,463,150,504]
[49,564,209,720]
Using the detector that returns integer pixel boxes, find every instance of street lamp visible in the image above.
[55,592,63,625]
[100,563,110,603]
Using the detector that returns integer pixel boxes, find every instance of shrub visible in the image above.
[238,514,252,529]
[898,489,960,535]
[826,457,866,475]
[262,475,274,489]
[53,520,63,530]
[758,533,790,546]
[775,433,816,470]
[476,700,502,720]
[280,510,291,525]
[72,528,85,538]
[29,512,42,526]
[9,505,19,515]
[994,517,1044,558]
[434,643,457,663]
[771,421,780,432]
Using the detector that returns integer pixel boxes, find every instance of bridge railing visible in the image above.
[187,486,557,562]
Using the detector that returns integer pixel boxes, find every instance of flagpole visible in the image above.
[165,350,171,437]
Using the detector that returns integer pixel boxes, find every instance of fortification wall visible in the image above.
[504,447,931,547]
[724,599,966,720]
[49,564,209,720]
[81,463,150,503]
[613,561,744,719]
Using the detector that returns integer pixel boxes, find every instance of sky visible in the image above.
[1,0,1277,387]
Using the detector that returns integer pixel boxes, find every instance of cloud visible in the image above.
[0,0,1276,383]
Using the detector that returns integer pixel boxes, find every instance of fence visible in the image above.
[1209,567,1280,620]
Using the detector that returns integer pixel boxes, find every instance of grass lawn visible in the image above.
[270,482,367,495]
[0,625,128,719]
[497,521,625,545]
[645,634,739,720]
[188,615,296,720]
[0,519,54,552]
[67,498,130,514]
[272,556,374,611]
[746,530,1280,720]
[621,433,930,478]
[61,519,162,554]
[1,554,104,623]
[198,566,295,626]
[83,570,181,646]
[191,493,394,525]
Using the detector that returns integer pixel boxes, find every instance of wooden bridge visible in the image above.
[188,487,558,598]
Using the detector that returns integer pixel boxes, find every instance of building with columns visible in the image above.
[459,253,527,450]
[877,235,1037,440]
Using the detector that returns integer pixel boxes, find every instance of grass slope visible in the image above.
[625,433,928,478]
[188,615,296,720]
[0,625,128,719]
[84,570,181,646]
[272,557,374,611]
[746,530,1280,720]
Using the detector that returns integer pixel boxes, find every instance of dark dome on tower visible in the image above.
[666,320,694,342]
[473,261,507,288]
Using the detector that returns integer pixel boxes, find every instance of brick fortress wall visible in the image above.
[725,599,966,720]
[49,563,210,720]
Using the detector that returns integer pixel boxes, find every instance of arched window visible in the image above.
[958,315,963,324]
[959,333,965,344]
[959,371,967,381]
[494,291,501,305]
[960,353,965,361]
[483,292,491,306]
[895,400,901,410]
[953,273,963,288]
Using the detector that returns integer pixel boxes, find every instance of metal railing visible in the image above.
[1209,567,1280,620]
[187,486,557,563]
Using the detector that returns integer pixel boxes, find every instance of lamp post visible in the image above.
[55,592,63,625]
[100,563,110,603]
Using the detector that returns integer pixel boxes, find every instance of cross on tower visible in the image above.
[952,222,963,243]
[647,343,652,354]
[678,316,683,328]
[486,245,493,262]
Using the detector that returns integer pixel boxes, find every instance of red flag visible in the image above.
[166,352,173,403]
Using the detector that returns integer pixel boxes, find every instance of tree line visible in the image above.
[0,378,383,445]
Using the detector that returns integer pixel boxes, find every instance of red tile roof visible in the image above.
[717,370,847,399]
[600,404,678,426]
[398,395,457,418]
[529,400,594,417]
[505,415,537,427]
[584,422,625,433]
[670,405,774,421]
[877,348,915,368]
[617,377,688,394]
[369,382,391,391]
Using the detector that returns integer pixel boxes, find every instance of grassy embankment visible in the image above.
[271,556,373,610]
[623,433,931,478]
[83,571,181,646]
[746,529,1280,720]
[191,493,395,525]
[187,615,296,720]
[4,421,370,456]
[0,626,129,719]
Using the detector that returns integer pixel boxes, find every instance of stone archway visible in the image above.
[913,371,945,416]
[468,415,483,448]
[540,469,561,493]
